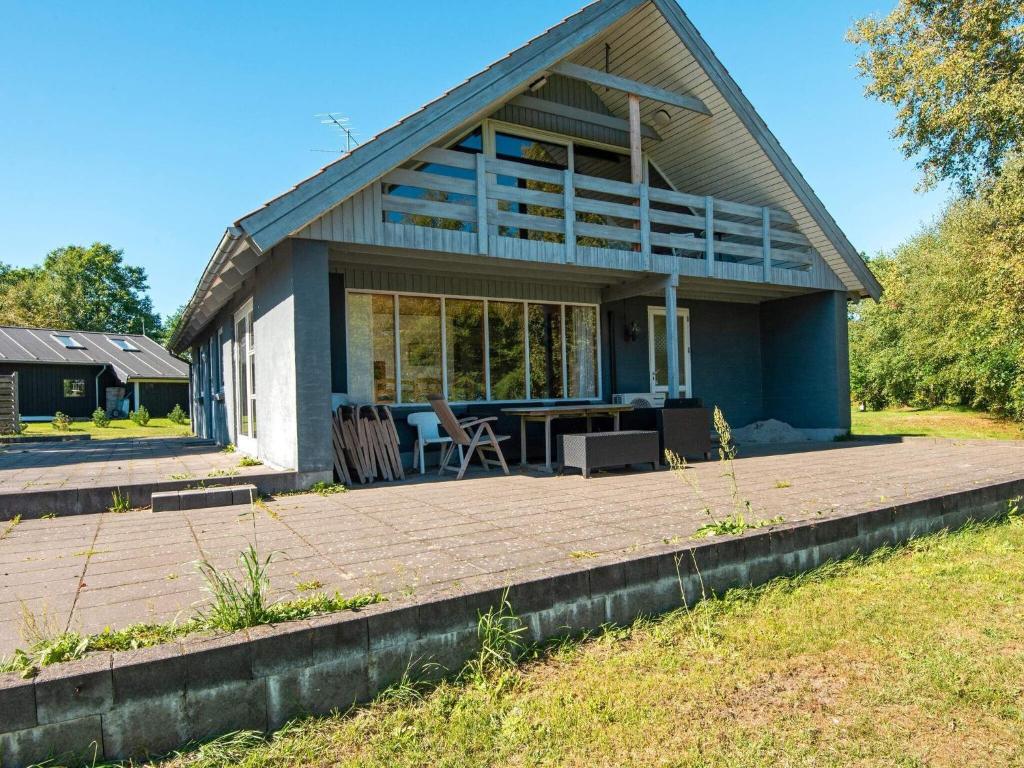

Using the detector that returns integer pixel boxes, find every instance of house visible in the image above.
[0,325,189,420]
[168,0,880,482]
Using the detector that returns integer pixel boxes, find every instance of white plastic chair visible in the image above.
[408,410,463,475]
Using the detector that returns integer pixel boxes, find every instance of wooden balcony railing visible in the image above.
[379,147,815,279]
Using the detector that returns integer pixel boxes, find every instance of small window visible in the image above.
[52,334,85,349]
[63,379,86,397]
[109,338,140,352]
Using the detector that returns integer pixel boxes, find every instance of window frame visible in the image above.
[345,288,602,405]
[107,337,141,352]
[63,378,86,398]
[52,334,85,350]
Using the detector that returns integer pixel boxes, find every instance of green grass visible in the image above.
[140,511,1024,768]
[851,405,1024,440]
[20,417,191,440]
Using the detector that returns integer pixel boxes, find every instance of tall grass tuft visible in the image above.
[463,589,528,689]
[197,545,273,631]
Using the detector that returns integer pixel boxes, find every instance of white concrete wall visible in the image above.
[251,239,332,479]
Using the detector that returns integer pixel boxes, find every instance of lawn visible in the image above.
[148,513,1024,768]
[852,405,1024,440]
[20,417,191,440]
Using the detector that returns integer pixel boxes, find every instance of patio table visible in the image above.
[501,403,634,473]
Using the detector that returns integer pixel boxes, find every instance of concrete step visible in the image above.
[151,484,258,512]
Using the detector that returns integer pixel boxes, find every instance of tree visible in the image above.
[0,243,161,335]
[849,0,1024,192]
[849,154,1024,420]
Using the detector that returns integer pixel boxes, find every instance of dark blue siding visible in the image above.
[760,290,850,430]
[601,297,764,427]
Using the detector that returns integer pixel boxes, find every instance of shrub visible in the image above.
[51,411,72,431]
[91,407,111,428]
[129,405,150,426]
[167,404,187,425]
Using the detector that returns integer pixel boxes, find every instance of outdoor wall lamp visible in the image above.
[624,320,640,343]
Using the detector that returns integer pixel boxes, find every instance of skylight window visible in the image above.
[109,337,141,352]
[52,334,85,349]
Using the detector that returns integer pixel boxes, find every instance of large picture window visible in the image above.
[347,291,599,404]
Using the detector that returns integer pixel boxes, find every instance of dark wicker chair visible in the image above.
[660,407,712,460]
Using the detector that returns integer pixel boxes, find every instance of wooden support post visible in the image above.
[476,153,488,255]
[628,94,643,184]
[665,278,680,398]
[639,184,651,270]
[762,207,772,282]
[704,195,715,277]
[563,168,575,264]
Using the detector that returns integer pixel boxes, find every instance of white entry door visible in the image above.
[647,306,691,396]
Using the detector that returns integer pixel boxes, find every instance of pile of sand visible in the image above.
[731,419,809,444]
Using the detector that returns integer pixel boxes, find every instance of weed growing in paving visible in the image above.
[238,456,263,467]
[0,514,21,540]
[221,443,236,454]
[666,407,784,538]
[295,580,323,593]
[208,468,240,478]
[569,550,598,560]
[109,489,132,513]
[775,479,792,489]
[275,481,348,498]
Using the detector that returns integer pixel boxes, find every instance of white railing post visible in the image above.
[704,195,715,277]
[476,153,488,255]
[639,183,651,270]
[563,168,575,264]
[762,207,772,282]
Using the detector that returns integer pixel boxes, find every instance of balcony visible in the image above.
[372,147,835,290]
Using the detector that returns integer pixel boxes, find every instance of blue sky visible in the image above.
[0,0,950,318]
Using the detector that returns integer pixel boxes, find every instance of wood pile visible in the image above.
[0,373,18,436]
[331,404,405,485]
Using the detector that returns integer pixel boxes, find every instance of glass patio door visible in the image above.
[647,306,690,396]
[233,300,256,453]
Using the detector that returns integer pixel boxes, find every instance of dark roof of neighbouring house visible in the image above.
[0,326,189,382]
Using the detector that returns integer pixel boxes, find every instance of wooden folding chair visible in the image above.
[427,394,510,480]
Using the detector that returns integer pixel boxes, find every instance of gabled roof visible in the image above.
[171,0,879,351]
[0,326,189,382]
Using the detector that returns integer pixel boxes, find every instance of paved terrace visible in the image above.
[1,437,1023,657]
[0,438,271,494]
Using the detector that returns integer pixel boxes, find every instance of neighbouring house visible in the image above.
[169,0,880,481]
[0,325,190,421]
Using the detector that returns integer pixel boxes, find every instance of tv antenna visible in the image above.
[313,112,360,154]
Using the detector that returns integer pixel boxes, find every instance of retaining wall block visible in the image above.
[181,632,253,689]
[0,672,36,733]
[150,491,180,513]
[206,487,235,509]
[185,678,267,743]
[177,489,209,511]
[101,693,189,761]
[34,652,113,726]
[0,715,104,768]
[111,642,186,703]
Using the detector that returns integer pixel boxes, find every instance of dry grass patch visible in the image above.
[852,405,1024,440]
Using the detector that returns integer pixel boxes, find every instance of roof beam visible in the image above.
[550,61,711,116]
[508,94,661,140]
[601,273,677,304]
